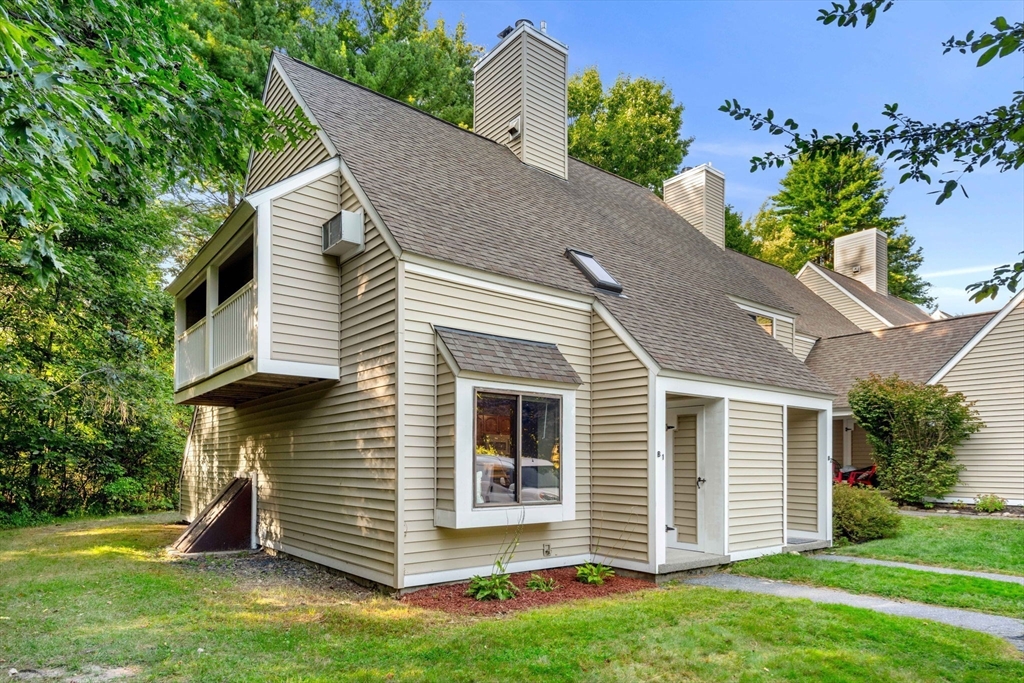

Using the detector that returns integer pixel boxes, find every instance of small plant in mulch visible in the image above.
[466,566,519,601]
[975,494,1007,513]
[525,573,557,592]
[576,562,614,585]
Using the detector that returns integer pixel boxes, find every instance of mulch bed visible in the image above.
[401,566,655,616]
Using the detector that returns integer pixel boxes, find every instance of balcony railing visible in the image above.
[175,281,255,390]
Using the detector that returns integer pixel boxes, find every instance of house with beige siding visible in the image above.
[169,21,840,589]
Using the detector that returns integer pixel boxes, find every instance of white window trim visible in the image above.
[435,376,577,529]
[733,301,792,340]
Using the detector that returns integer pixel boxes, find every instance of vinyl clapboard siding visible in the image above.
[591,314,649,562]
[787,408,818,533]
[401,272,593,578]
[522,31,567,178]
[942,303,1024,502]
[673,414,698,544]
[834,229,888,297]
[180,194,398,584]
[850,424,874,468]
[663,167,725,249]
[728,400,784,552]
[435,355,456,512]
[794,334,817,361]
[270,173,341,365]
[247,68,331,194]
[473,35,523,158]
[799,267,885,331]
[775,317,795,354]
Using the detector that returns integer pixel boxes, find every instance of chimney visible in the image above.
[474,19,568,179]
[834,228,888,296]
[663,163,726,249]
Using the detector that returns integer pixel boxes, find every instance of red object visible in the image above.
[833,463,877,487]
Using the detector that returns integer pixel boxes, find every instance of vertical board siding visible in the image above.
[473,36,523,158]
[942,303,1024,501]
[522,32,567,178]
[180,179,398,584]
[591,315,650,563]
[786,408,818,533]
[798,267,885,331]
[728,400,784,552]
[435,355,456,512]
[402,272,593,578]
[270,173,342,365]
[673,414,698,544]
[247,69,331,194]
[775,318,795,354]
[794,335,816,361]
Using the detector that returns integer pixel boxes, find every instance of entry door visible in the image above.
[667,411,702,550]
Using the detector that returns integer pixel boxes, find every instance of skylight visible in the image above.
[566,249,623,293]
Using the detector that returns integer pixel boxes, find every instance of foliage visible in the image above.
[832,483,902,543]
[849,374,982,505]
[723,204,756,255]
[720,2,1024,301]
[568,67,692,194]
[525,573,557,592]
[465,570,519,601]
[575,562,615,586]
[974,494,1007,514]
[182,0,480,128]
[0,0,306,286]
[0,505,55,530]
[0,197,188,518]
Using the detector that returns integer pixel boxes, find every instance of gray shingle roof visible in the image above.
[436,327,582,385]
[805,312,994,408]
[725,250,863,340]
[817,267,933,327]
[275,54,833,395]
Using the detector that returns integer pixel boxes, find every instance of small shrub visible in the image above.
[832,483,902,543]
[952,500,967,510]
[0,505,55,530]
[466,572,519,601]
[975,494,1006,513]
[576,563,614,585]
[525,574,557,592]
[101,477,146,513]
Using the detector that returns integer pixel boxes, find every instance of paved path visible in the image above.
[811,554,1024,585]
[685,573,1024,651]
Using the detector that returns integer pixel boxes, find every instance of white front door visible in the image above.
[666,409,703,551]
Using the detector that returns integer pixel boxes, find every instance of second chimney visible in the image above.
[474,20,568,179]
[834,228,888,296]
[663,164,726,249]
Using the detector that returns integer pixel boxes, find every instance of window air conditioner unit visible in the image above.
[322,208,364,259]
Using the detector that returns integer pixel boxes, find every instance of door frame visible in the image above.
[665,406,704,552]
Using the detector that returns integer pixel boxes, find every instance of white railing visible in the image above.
[175,319,207,388]
[211,281,255,372]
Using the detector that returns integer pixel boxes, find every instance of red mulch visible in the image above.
[401,566,655,616]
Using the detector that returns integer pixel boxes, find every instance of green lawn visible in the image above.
[833,515,1024,575]
[1,515,1021,682]
[732,553,1024,617]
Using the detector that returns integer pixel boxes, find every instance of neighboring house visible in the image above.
[169,22,836,591]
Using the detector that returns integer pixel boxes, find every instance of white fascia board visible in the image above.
[173,360,258,404]
[657,371,834,408]
[403,258,593,311]
[167,202,255,295]
[404,554,591,589]
[593,301,662,373]
[928,289,1024,385]
[795,332,819,346]
[803,262,893,328]
[243,157,340,206]
[728,296,797,323]
[255,358,340,380]
[664,162,726,185]
[267,55,338,158]
[832,407,853,418]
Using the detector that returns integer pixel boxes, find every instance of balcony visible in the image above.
[175,281,255,390]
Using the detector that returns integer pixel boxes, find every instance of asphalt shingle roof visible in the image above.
[275,54,833,395]
[805,312,994,408]
[817,267,933,327]
[436,327,583,385]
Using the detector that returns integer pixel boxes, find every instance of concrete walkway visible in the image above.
[685,573,1024,651]
[811,554,1024,585]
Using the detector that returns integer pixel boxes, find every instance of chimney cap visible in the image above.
[516,18,534,28]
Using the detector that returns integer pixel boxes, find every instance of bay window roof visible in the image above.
[435,326,582,386]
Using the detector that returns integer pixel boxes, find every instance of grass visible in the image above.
[732,553,1024,617]
[833,515,1024,576]
[1,515,1022,682]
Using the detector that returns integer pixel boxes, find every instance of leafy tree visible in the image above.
[849,374,982,506]
[568,67,692,194]
[724,204,756,255]
[720,1,1024,301]
[0,0,306,286]
[738,152,934,305]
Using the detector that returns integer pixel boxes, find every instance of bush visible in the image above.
[0,505,55,530]
[576,563,615,585]
[849,374,982,505]
[101,477,147,514]
[832,484,902,543]
[466,573,519,601]
[975,494,1006,513]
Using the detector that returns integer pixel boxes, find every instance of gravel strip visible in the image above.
[813,554,1024,584]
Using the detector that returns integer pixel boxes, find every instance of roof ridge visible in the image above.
[815,263,927,309]
[821,310,996,340]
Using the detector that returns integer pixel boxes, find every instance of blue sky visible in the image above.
[428,1,1024,314]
